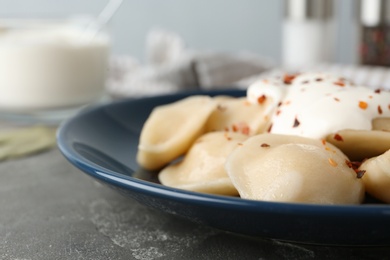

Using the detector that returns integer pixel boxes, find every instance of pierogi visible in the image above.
[205,96,273,135]
[136,72,390,205]
[359,150,390,203]
[326,129,390,161]
[225,134,365,204]
[159,131,248,195]
[137,96,217,170]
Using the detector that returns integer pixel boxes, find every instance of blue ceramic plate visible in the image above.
[57,89,390,246]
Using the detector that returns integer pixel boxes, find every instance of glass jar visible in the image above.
[0,16,110,124]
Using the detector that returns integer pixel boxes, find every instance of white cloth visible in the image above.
[106,29,274,97]
[106,29,390,98]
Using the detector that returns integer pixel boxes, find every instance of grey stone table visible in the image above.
[1,147,390,260]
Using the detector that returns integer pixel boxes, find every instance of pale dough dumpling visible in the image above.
[225,134,365,204]
[137,96,216,170]
[205,96,273,135]
[159,131,248,196]
[360,149,390,203]
[372,117,390,131]
[326,129,390,161]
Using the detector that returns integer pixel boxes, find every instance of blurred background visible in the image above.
[0,0,357,63]
[0,0,389,125]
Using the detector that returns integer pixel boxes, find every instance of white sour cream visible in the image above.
[247,73,390,139]
[0,20,110,111]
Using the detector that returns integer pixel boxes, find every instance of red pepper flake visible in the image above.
[232,122,250,135]
[243,101,251,106]
[293,117,300,128]
[369,95,373,99]
[345,160,353,168]
[359,101,368,110]
[224,132,232,141]
[334,133,344,141]
[388,104,390,110]
[262,79,269,84]
[276,110,281,116]
[241,125,250,135]
[325,147,336,153]
[267,123,273,133]
[321,139,326,145]
[283,74,297,84]
[237,143,243,146]
[257,95,267,104]
[284,100,291,105]
[345,160,365,178]
[374,89,382,94]
[315,78,323,82]
[356,170,366,179]
[334,81,345,87]
[261,143,270,148]
[224,127,229,132]
[277,101,282,107]
[378,105,383,114]
[328,158,338,167]
[334,97,340,102]
[345,160,362,170]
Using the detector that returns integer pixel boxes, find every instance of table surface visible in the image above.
[1,145,390,260]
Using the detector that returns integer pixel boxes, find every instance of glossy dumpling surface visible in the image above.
[360,149,390,203]
[225,134,365,204]
[159,131,248,196]
[205,97,273,135]
[137,95,216,170]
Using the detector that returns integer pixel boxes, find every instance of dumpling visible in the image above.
[137,96,216,170]
[326,129,390,161]
[225,134,365,204]
[159,131,248,196]
[205,97,273,135]
[359,149,390,203]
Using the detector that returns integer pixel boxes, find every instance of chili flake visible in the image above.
[378,105,383,114]
[261,143,270,148]
[241,125,250,135]
[293,117,300,128]
[334,81,345,87]
[374,89,381,94]
[334,97,340,102]
[345,160,362,170]
[224,132,232,141]
[257,95,267,104]
[359,101,368,110]
[321,139,326,145]
[276,110,281,116]
[315,78,323,82]
[267,123,273,133]
[356,170,366,179]
[277,102,282,107]
[328,158,338,167]
[334,133,344,141]
[283,74,296,84]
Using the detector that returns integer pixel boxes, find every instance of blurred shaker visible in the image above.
[282,0,335,70]
[358,0,390,66]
